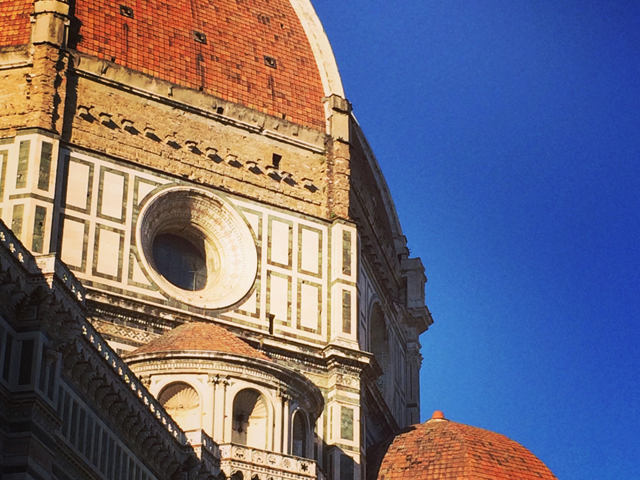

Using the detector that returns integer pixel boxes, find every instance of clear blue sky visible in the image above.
[314,1,640,479]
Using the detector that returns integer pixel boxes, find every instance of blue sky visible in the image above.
[314,1,640,479]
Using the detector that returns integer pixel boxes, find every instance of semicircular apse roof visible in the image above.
[126,321,270,361]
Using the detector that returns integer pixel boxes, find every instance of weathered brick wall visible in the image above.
[70,0,327,130]
[0,45,68,135]
[0,63,32,134]
[326,138,351,220]
[64,72,332,219]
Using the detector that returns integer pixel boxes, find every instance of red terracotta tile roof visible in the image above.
[127,321,269,361]
[71,0,326,130]
[377,411,558,480]
[0,0,32,47]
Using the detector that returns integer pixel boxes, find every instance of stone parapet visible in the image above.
[220,444,321,480]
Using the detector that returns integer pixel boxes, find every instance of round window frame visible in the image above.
[136,186,258,309]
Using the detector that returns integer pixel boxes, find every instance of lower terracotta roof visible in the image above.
[126,321,269,361]
[377,411,558,480]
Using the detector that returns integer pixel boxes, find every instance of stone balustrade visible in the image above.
[219,444,323,480]
[82,320,187,444]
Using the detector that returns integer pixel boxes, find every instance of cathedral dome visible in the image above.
[68,0,341,130]
[377,411,558,480]
[126,321,269,361]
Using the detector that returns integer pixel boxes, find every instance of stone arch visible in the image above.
[370,302,390,397]
[291,409,308,458]
[157,381,201,432]
[232,388,269,449]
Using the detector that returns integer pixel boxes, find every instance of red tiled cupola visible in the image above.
[126,321,269,361]
[70,0,327,130]
[377,411,558,480]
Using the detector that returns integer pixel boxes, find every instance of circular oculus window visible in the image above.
[137,187,258,309]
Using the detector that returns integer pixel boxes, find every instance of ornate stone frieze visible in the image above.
[219,444,320,480]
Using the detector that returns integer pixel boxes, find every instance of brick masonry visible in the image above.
[0,0,32,47]
[70,0,326,130]
[0,3,434,479]
[377,415,559,480]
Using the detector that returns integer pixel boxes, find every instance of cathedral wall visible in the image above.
[0,132,60,254]
[7,140,358,351]
[65,66,330,219]
[358,262,409,428]
[0,64,33,132]
[0,45,68,134]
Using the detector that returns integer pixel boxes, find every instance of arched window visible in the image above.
[232,389,268,449]
[158,382,201,432]
[370,303,391,398]
[292,410,308,458]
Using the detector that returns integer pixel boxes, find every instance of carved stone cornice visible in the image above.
[0,220,222,480]
[127,351,324,419]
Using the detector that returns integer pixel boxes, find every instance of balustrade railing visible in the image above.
[219,444,321,479]
[82,320,187,444]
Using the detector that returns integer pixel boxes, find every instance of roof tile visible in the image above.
[71,0,326,130]
[127,321,270,361]
[377,412,558,480]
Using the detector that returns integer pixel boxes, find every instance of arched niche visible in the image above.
[158,382,201,432]
[232,389,269,450]
[370,303,390,397]
[291,409,308,458]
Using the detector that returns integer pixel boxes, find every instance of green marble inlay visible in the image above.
[38,142,53,191]
[342,230,352,276]
[342,290,352,334]
[11,204,24,239]
[32,205,46,253]
[0,150,7,202]
[340,406,354,440]
[16,140,30,189]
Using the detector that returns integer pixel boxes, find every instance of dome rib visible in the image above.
[126,321,270,361]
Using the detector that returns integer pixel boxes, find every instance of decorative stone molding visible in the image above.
[72,54,327,154]
[0,218,222,480]
[136,186,259,309]
[219,444,321,480]
[32,0,70,47]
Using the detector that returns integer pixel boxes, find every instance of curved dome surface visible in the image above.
[126,321,269,361]
[71,0,329,129]
[0,0,31,47]
[377,411,558,480]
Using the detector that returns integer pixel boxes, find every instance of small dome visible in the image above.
[126,321,269,361]
[377,411,558,480]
